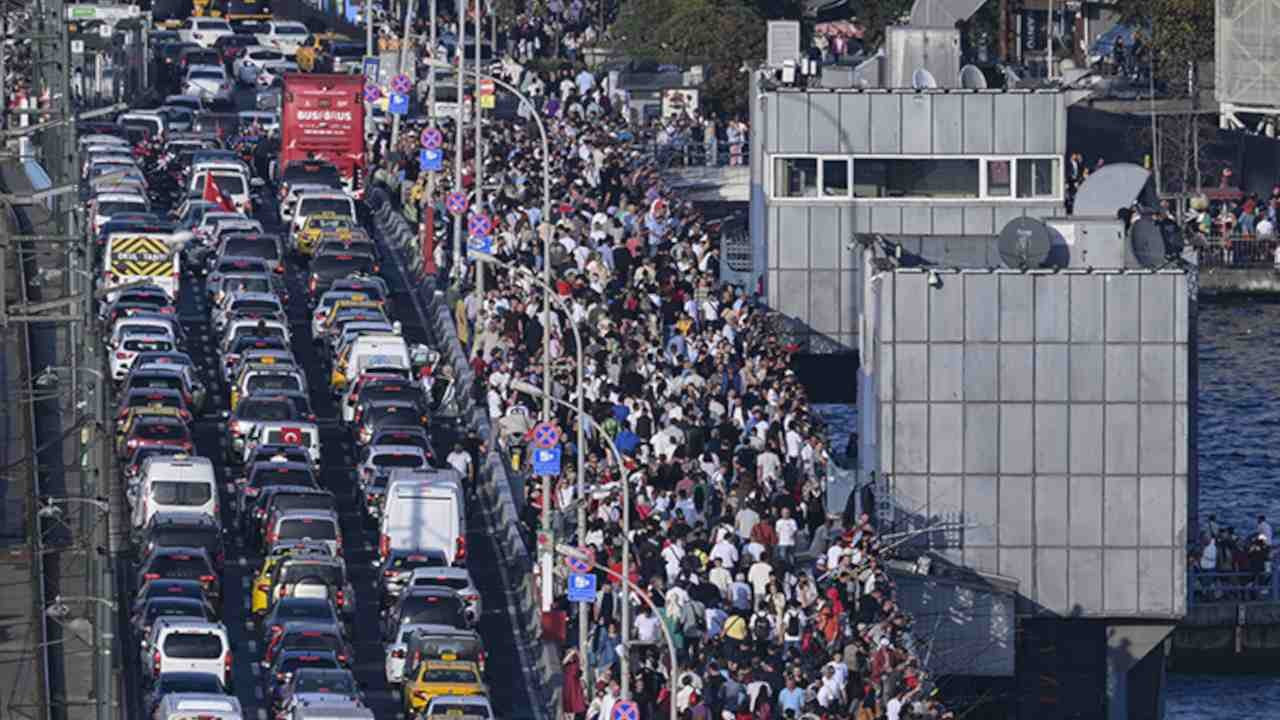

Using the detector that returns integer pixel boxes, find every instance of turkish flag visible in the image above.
[280,427,304,445]
[203,174,235,213]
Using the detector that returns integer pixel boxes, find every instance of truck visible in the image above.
[280,73,366,198]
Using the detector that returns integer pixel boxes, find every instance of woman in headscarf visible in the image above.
[563,648,589,720]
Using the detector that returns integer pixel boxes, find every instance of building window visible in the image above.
[774,157,819,198]
[1017,158,1059,198]
[853,158,980,199]
[987,159,1012,197]
[822,159,850,197]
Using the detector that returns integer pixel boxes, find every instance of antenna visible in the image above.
[911,68,938,90]
[960,64,987,90]
[997,217,1052,269]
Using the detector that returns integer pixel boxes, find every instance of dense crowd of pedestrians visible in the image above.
[365,9,954,720]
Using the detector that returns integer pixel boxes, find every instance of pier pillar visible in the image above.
[1106,623,1175,720]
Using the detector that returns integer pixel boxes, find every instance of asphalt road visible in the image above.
[113,76,533,720]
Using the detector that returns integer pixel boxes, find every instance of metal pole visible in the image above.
[1046,0,1054,79]
[574,295,588,687]
[473,0,484,296]
[390,0,415,146]
[426,0,436,240]
[452,0,464,274]
[365,0,374,58]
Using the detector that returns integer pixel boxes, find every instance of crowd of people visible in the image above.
[1190,513,1275,603]
[366,8,955,720]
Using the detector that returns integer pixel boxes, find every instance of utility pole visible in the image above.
[473,0,484,296]
[452,0,464,274]
[389,0,416,146]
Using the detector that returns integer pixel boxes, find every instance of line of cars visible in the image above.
[96,72,496,718]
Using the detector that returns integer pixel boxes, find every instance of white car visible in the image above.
[109,334,175,380]
[233,46,285,86]
[183,65,232,102]
[178,17,234,49]
[255,21,309,54]
[90,192,150,236]
[162,94,204,113]
[255,60,299,89]
[190,170,253,215]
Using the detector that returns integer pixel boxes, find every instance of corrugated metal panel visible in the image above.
[776,93,810,152]
[901,95,933,152]
[809,93,841,153]
[993,94,1025,153]
[1215,0,1280,106]
[961,94,994,153]
[870,93,903,152]
[777,204,810,269]
[838,93,872,152]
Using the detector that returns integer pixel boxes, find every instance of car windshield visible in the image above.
[279,655,340,674]
[411,576,471,591]
[299,198,351,216]
[277,518,337,541]
[295,670,356,694]
[145,599,207,624]
[158,672,222,693]
[251,466,313,488]
[124,338,174,352]
[231,299,282,314]
[224,238,279,259]
[281,562,343,585]
[275,24,307,35]
[98,200,148,215]
[136,421,187,440]
[372,453,424,469]
[399,595,465,627]
[221,276,272,294]
[190,70,224,80]
[238,399,293,421]
[151,481,212,506]
[389,553,446,572]
[422,668,478,684]
[147,553,212,579]
[274,600,333,622]
[233,325,285,342]
[198,173,245,194]
[247,374,302,393]
[151,526,217,550]
[250,50,284,61]
[283,631,342,653]
[164,632,224,659]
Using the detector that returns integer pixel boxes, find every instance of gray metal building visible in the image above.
[747,86,1067,352]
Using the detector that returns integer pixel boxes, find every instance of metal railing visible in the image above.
[649,139,750,170]
[1188,568,1280,606]
[1198,236,1280,268]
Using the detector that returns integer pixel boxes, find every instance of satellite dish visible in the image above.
[911,68,938,90]
[960,64,987,89]
[1129,218,1168,268]
[997,217,1052,269]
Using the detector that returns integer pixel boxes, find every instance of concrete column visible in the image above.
[1105,623,1175,720]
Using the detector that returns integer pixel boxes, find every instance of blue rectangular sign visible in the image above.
[362,56,380,83]
[567,572,596,603]
[420,148,443,172]
[531,446,561,475]
[388,93,409,116]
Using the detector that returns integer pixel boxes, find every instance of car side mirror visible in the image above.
[250,177,265,189]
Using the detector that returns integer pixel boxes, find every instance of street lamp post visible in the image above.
[556,544,678,720]
[510,379,634,699]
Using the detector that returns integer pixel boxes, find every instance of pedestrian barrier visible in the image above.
[1198,237,1280,268]
[1189,568,1280,606]
[368,185,555,720]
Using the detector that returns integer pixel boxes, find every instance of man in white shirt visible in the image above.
[886,686,920,720]
[748,556,773,598]
[710,535,740,569]
[775,507,799,565]
[661,538,687,583]
[634,608,661,644]
[708,557,733,599]
[1258,515,1274,546]
[446,444,472,479]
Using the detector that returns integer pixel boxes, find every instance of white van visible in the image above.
[145,618,232,687]
[132,455,218,532]
[190,169,252,215]
[153,693,243,720]
[333,334,410,392]
[379,469,466,564]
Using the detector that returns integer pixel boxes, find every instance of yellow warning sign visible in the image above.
[109,235,171,277]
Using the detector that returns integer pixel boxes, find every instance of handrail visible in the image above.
[1188,568,1280,606]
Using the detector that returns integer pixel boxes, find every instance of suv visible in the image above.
[143,617,232,689]
[141,511,225,572]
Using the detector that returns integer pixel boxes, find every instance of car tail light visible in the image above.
[454,537,467,565]
[379,534,389,558]
[392,648,405,658]
[115,351,130,360]
[257,582,270,592]
[413,690,428,701]
[199,574,216,584]
[224,651,233,675]
[274,265,284,274]
[335,589,345,608]
[144,572,160,581]
[383,569,396,578]
[152,649,162,674]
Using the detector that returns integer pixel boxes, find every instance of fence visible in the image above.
[1188,568,1280,606]
[648,139,750,170]
[1198,236,1280,268]
[366,185,555,720]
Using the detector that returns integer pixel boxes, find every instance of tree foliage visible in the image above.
[1113,0,1214,97]
[850,0,913,51]
[611,0,766,116]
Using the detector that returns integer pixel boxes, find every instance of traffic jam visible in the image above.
[88,16,494,720]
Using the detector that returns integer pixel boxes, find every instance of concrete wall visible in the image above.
[869,267,1192,620]
[750,88,1068,352]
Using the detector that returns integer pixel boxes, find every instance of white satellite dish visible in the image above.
[911,68,938,90]
[960,64,987,90]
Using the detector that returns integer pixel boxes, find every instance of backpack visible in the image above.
[786,612,801,637]
[753,615,772,640]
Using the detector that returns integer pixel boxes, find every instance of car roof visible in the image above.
[155,616,225,631]
[227,291,280,303]
[297,190,353,200]
[368,444,428,456]
[275,509,338,521]
[148,511,220,528]
[409,566,470,580]
[250,460,313,473]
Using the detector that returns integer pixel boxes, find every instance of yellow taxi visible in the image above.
[251,541,331,614]
[403,660,486,715]
[296,32,351,72]
[295,213,357,256]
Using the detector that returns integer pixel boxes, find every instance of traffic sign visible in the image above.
[362,56,380,83]
[420,127,443,149]
[468,213,492,237]
[419,148,443,172]
[363,84,382,103]
[478,78,496,110]
[467,235,492,255]
[531,422,560,450]
[388,93,409,116]
[479,94,495,110]
[567,572,597,603]
[391,73,413,95]
[446,191,468,215]
[531,446,562,476]
[564,548,593,573]
[613,700,639,720]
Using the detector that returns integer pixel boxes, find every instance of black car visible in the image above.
[382,588,468,642]
[267,650,344,708]
[141,512,226,572]
[115,388,191,424]
[368,426,433,456]
[143,671,227,717]
[308,254,376,299]
[355,400,428,446]
[137,546,221,610]
[352,383,430,426]
[236,461,318,521]
[225,393,308,462]
[133,578,210,613]
[261,597,343,646]
[132,596,217,647]
[378,547,449,607]
[254,488,336,540]
[264,621,354,669]
[222,334,291,378]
